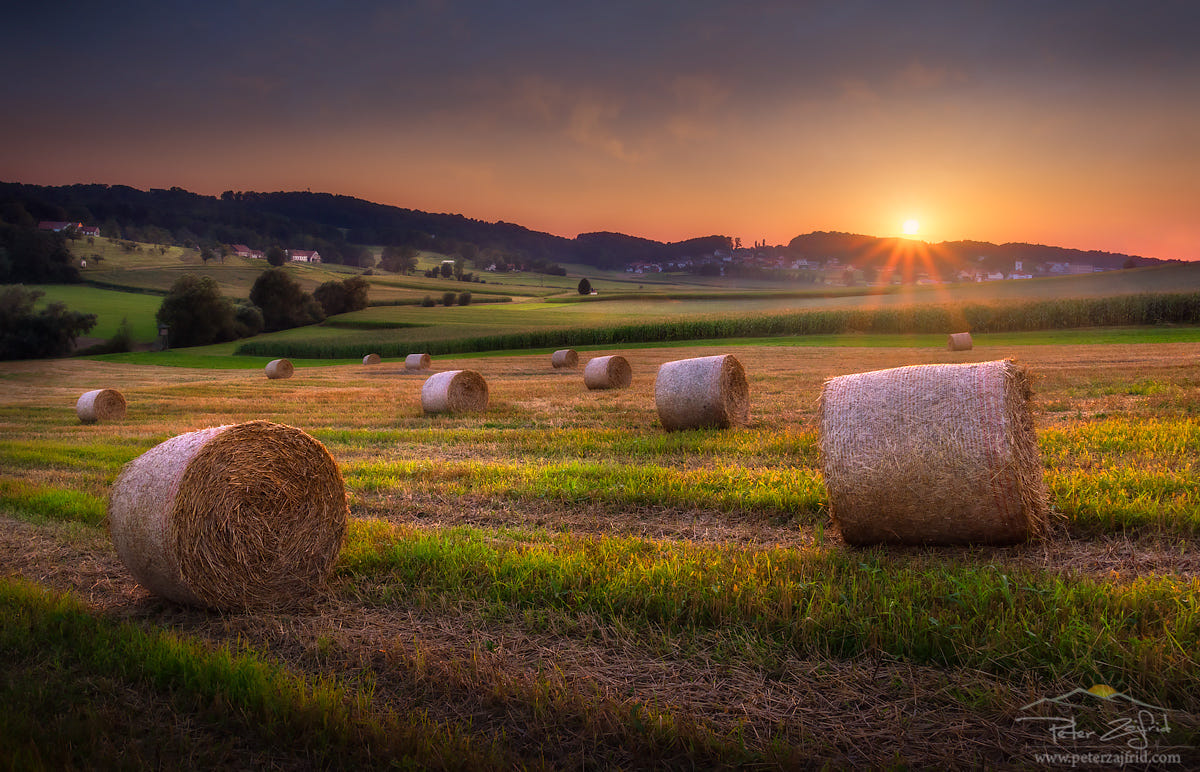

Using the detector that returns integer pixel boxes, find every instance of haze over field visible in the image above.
[2,1,1198,260]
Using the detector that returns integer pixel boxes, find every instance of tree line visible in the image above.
[0,182,736,271]
[156,270,370,349]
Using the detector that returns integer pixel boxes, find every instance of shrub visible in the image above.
[577,278,592,295]
[458,292,472,306]
[233,302,264,338]
[421,295,436,308]
[442,291,457,307]
[0,285,96,360]
[106,317,134,353]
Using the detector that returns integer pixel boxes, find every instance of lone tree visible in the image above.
[577,278,592,295]
[155,275,239,348]
[265,245,286,267]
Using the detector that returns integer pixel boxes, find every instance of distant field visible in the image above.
[30,285,164,342]
[42,237,1200,361]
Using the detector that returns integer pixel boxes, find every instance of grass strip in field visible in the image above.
[340,521,1200,713]
[1049,469,1200,535]
[0,440,142,474]
[0,479,106,527]
[0,578,507,771]
[317,426,818,466]
[343,459,826,520]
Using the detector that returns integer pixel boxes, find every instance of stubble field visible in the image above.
[1,339,1198,769]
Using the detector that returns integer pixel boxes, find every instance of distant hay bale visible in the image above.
[654,354,749,431]
[405,353,432,371]
[947,332,973,351]
[265,359,294,379]
[76,389,126,424]
[421,369,489,413]
[362,353,381,365]
[107,420,347,610]
[551,349,579,368]
[583,355,632,390]
[819,359,1048,546]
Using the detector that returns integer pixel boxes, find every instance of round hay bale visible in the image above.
[947,332,973,351]
[551,349,579,368]
[654,354,749,431]
[107,420,347,610]
[76,388,126,424]
[265,359,294,379]
[819,359,1048,546]
[362,353,381,365]
[421,369,489,413]
[405,353,432,371]
[583,355,632,390]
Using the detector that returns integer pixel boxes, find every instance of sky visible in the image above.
[2,0,1198,259]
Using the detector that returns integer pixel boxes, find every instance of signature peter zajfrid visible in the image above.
[1017,685,1173,750]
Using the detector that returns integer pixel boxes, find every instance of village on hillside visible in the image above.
[625,245,1120,286]
[38,221,322,264]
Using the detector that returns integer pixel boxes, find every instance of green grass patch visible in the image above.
[0,480,106,526]
[344,458,826,520]
[31,284,164,342]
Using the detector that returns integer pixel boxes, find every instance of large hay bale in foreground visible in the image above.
[405,353,432,371]
[551,349,579,368]
[655,354,749,431]
[947,332,973,351]
[421,369,489,413]
[107,421,347,609]
[76,389,126,424]
[819,359,1048,546]
[362,353,381,365]
[265,359,294,379]
[584,355,632,390]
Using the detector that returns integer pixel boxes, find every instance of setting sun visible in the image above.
[902,219,920,236]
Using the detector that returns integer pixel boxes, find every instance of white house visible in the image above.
[289,249,321,263]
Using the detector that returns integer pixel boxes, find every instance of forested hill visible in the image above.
[0,182,1161,273]
[0,182,730,270]
[785,231,1166,276]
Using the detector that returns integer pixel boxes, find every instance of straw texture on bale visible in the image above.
[947,332,974,351]
[655,354,749,431]
[265,359,294,379]
[421,369,489,413]
[583,355,632,390]
[362,353,381,365]
[405,353,432,370]
[819,359,1048,546]
[76,388,126,424]
[107,420,347,610]
[551,349,579,368]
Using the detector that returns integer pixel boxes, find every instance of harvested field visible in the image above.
[1,339,1199,769]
